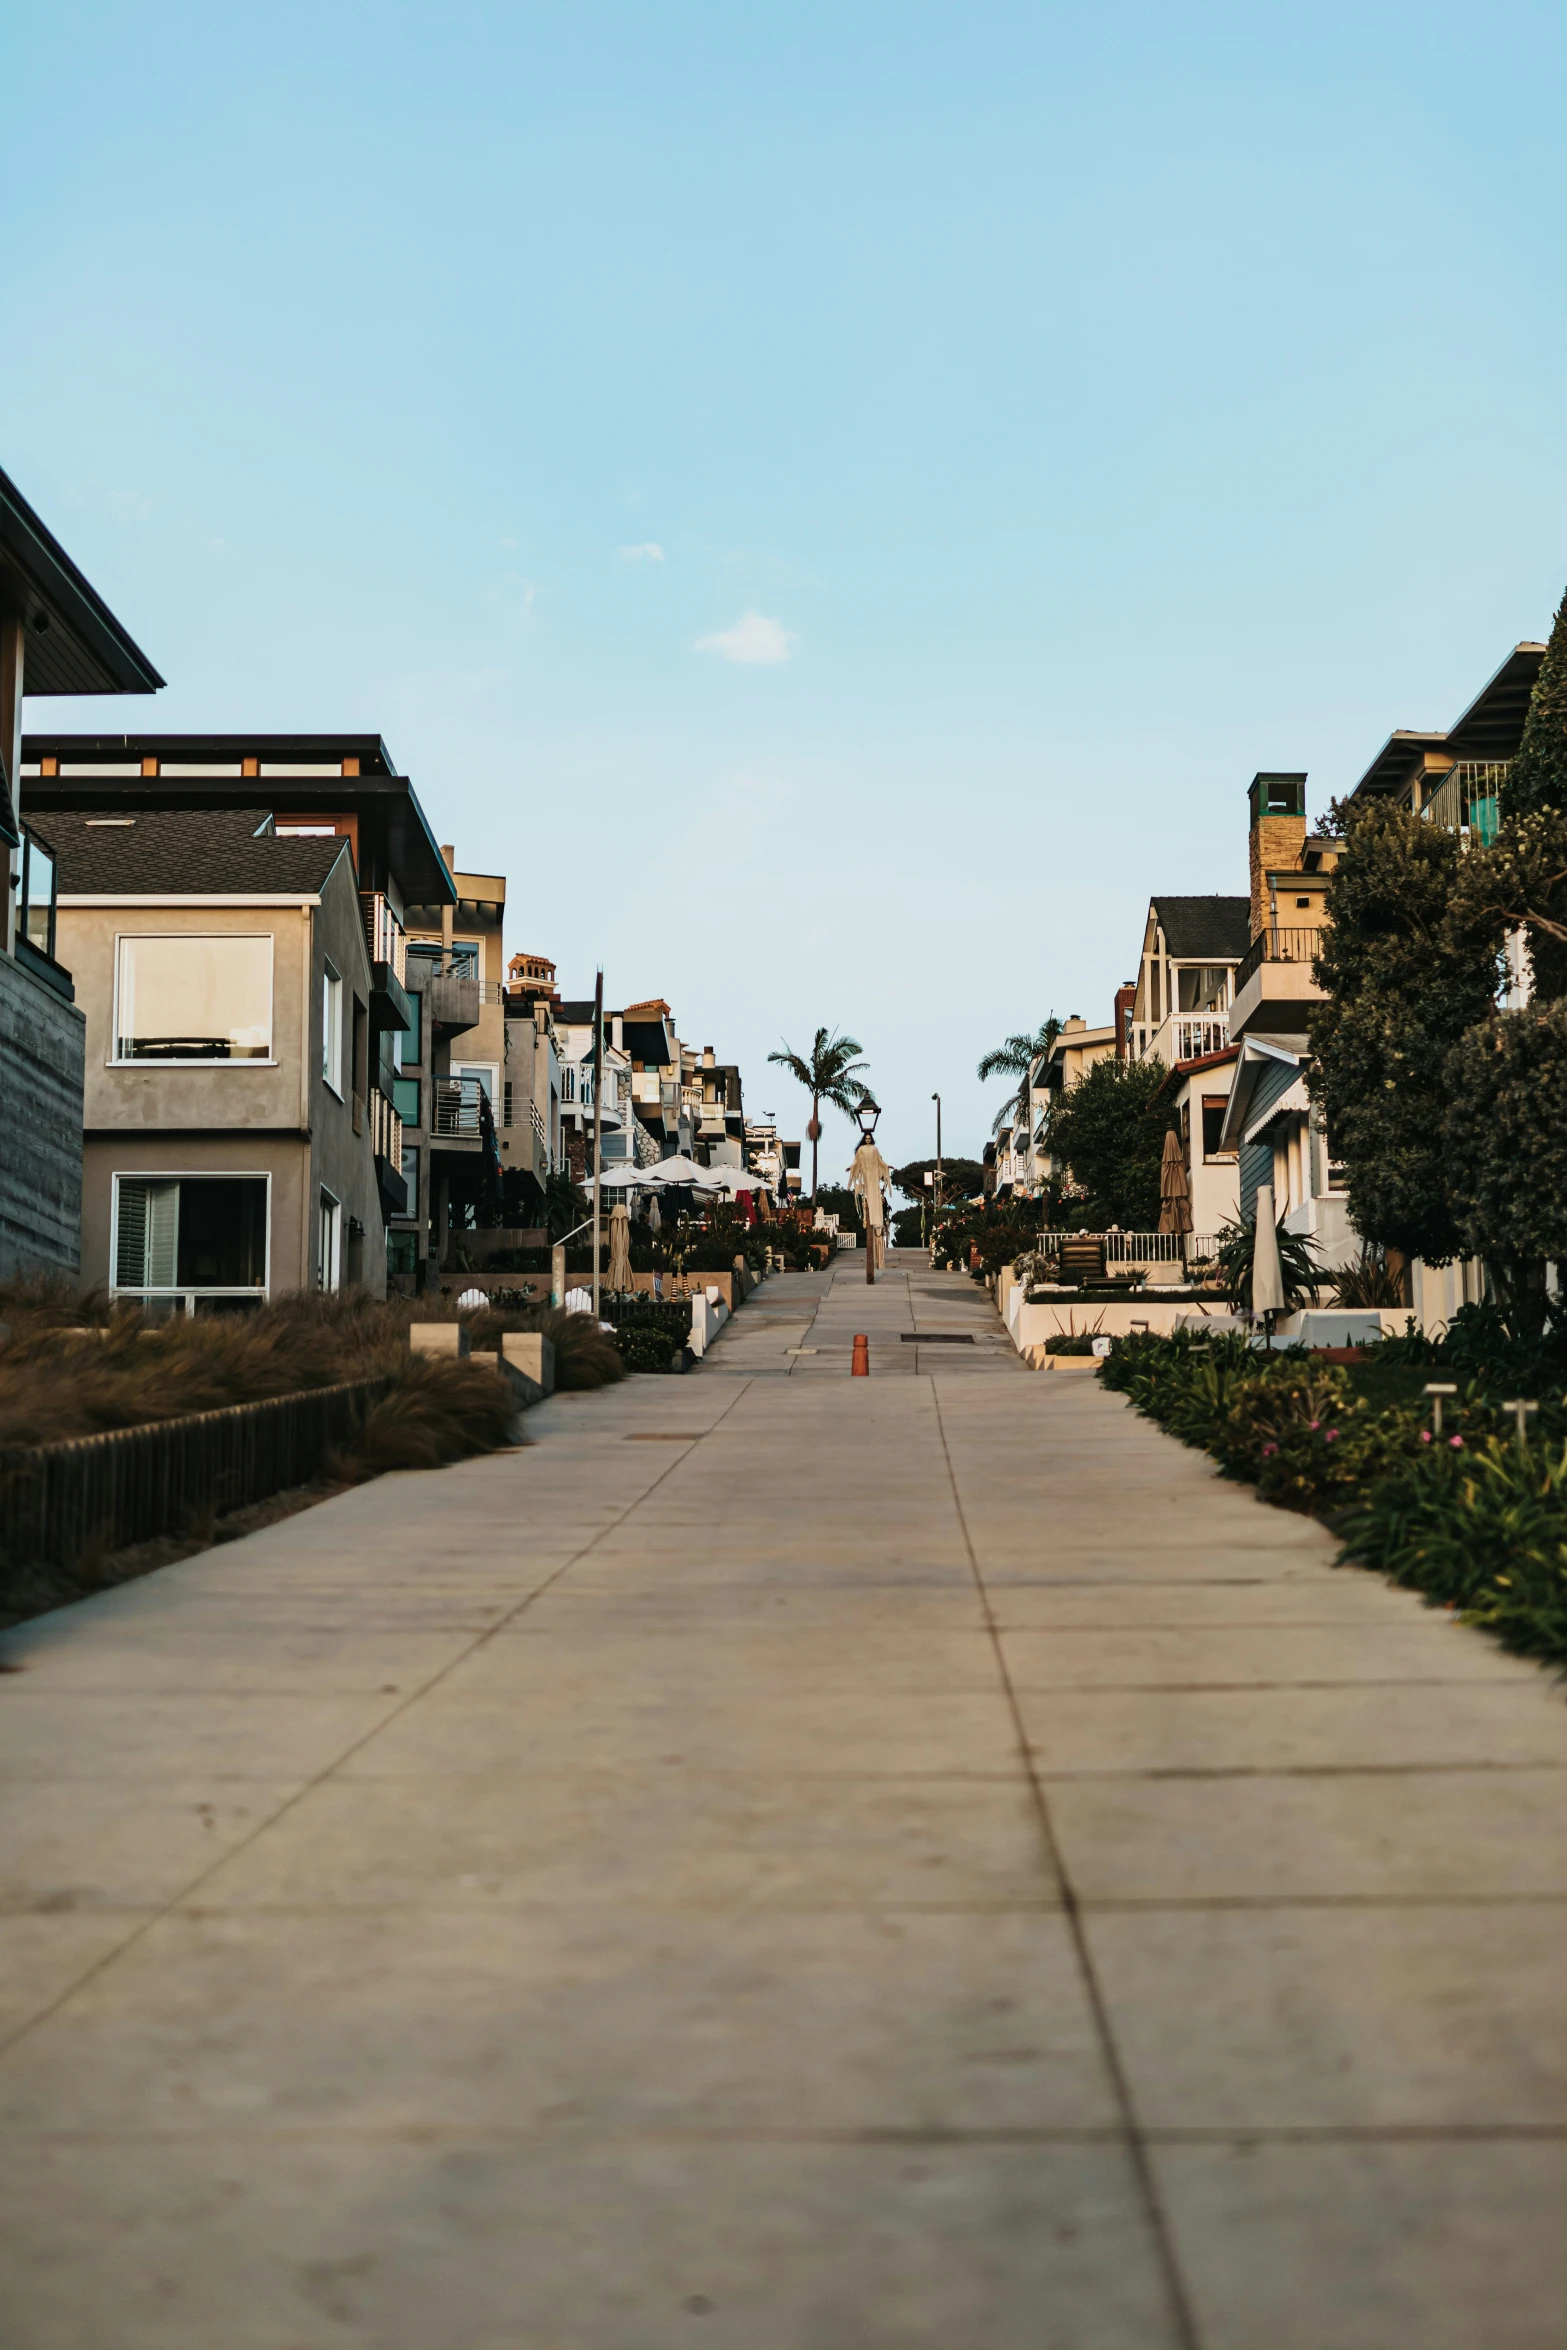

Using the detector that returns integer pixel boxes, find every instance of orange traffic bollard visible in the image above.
[851,1333,870,1376]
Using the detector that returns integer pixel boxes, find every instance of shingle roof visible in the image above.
[39,808,350,897]
[1150,896,1251,959]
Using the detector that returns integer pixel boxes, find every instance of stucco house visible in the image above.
[41,807,385,1310]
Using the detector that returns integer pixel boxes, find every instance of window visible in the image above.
[115,935,272,1063]
[561,1066,576,1102]
[392,1076,420,1126]
[322,962,343,1095]
[452,1061,497,1104]
[387,1229,419,1279]
[318,1189,341,1291]
[400,1144,419,1216]
[393,992,422,1070]
[114,1176,269,1298]
[1202,1095,1234,1160]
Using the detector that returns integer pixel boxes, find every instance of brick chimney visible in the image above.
[1247,774,1307,939]
[1113,981,1136,1060]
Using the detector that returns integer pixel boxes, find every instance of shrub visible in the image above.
[616,1325,687,1374]
[1339,1435,1567,1666]
[537,1307,627,1390]
[335,1355,520,1480]
[1333,1247,1406,1309]
[1104,1326,1567,1664]
[1213,1216,1326,1313]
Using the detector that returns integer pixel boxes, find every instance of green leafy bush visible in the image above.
[1340,1436,1567,1664]
[616,1325,687,1374]
[1103,1327,1567,1664]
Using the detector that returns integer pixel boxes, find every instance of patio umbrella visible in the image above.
[607,1201,632,1291]
[1249,1182,1286,1320]
[595,1163,648,1189]
[705,1166,766,1193]
[643,1155,722,1188]
[1157,1128,1193,1236]
[647,1194,663,1234]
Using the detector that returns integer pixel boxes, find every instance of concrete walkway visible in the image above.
[2,1256,1566,2344]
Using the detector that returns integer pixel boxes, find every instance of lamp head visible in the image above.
[855,1096,882,1141]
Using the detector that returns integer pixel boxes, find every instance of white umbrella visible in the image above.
[1249,1182,1286,1319]
[705,1166,766,1192]
[642,1155,723,1188]
[595,1163,649,1189]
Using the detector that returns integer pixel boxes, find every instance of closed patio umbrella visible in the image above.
[608,1201,632,1292]
[1249,1182,1286,1322]
[1157,1127,1193,1237]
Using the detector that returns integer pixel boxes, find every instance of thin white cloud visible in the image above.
[620,541,665,562]
[695,611,798,665]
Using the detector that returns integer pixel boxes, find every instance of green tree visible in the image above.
[977,1017,1063,1140]
[766,1026,870,1202]
[890,1156,985,1204]
[1308,796,1503,1263]
[1043,1056,1170,1230]
[1449,805,1567,1006]
[1443,1002,1567,1341]
[1500,585,1567,821]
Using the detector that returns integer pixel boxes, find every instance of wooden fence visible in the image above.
[0,1377,393,1570]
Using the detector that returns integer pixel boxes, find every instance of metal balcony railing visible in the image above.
[1421,761,1507,844]
[432,1074,489,1138]
[1234,925,1326,992]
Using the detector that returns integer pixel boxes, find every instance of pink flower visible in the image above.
[1309,1421,1320,1431]
[1420,1430,1432,1444]
[1324,1430,1340,1444]
[1261,1442,1278,1457]
[1450,1435,1464,1449]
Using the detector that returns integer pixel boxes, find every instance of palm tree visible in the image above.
[978,1017,1063,1142]
[767,1026,870,1202]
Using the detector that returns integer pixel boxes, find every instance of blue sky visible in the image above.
[6,1,1567,1168]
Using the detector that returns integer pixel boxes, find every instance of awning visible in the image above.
[1243,1075,1311,1147]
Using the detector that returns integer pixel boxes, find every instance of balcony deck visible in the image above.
[1230,926,1325,1041]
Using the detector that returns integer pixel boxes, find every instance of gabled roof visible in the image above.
[1150,896,1251,960]
[40,808,350,898]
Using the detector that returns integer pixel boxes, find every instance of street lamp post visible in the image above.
[931,1091,943,1245]
[855,1095,882,1286]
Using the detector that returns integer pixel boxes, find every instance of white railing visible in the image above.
[432,1075,488,1138]
[1038,1232,1222,1268]
[1167,1016,1228,1063]
[360,893,407,981]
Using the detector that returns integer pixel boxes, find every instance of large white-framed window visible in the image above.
[113,934,274,1065]
[111,1172,271,1313]
[322,961,344,1095]
[318,1187,342,1291]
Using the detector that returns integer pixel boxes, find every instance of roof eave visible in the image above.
[0,465,165,696]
